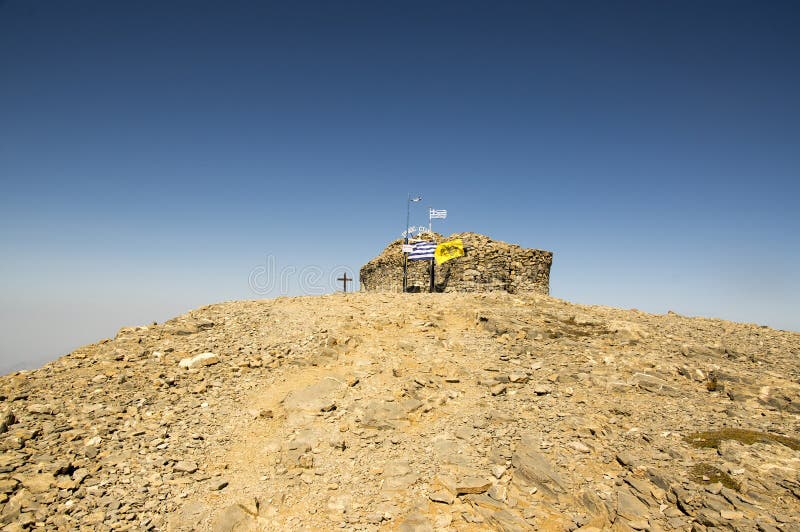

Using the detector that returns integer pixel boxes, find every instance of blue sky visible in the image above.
[1,0,798,372]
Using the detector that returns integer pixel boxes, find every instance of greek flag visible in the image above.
[429,208,447,219]
[408,241,436,260]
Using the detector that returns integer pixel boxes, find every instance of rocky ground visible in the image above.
[1,292,799,531]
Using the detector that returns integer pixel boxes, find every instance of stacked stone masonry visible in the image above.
[359,232,553,294]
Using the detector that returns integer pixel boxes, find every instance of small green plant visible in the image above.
[690,463,741,491]
[685,428,800,451]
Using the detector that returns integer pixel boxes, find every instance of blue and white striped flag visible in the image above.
[408,241,436,260]
[429,208,447,219]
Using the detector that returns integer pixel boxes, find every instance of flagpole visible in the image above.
[428,207,432,234]
[403,194,410,293]
[429,257,435,293]
[402,195,422,293]
[429,207,435,293]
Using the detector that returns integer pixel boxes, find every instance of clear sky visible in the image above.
[1,0,798,373]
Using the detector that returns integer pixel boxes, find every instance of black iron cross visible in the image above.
[337,272,353,292]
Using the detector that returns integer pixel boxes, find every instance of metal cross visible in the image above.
[337,272,353,292]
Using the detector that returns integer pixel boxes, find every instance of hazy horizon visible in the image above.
[2,0,798,373]
[2,237,797,375]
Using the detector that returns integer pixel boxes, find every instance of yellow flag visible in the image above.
[434,239,465,265]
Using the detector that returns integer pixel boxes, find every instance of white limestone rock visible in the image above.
[179,352,220,369]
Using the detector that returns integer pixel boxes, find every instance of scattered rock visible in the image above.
[174,461,199,474]
[429,490,455,504]
[487,483,507,502]
[569,440,591,453]
[12,473,54,494]
[179,352,221,369]
[490,383,507,396]
[454,477,492,495]
[26,403,55,415]
[720,509,744,520]
[0,290,797,531]
[0,410,15,433]
[617,488,649,520]
[210,478,229,491]
[512,435,567,497]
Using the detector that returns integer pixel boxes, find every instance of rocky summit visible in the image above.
[1,292,799,532]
